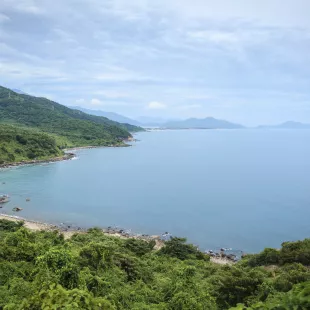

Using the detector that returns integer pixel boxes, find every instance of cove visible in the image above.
[1,129,309,253]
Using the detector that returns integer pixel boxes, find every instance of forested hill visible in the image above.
[0,124,64,164]
[0,219,309,309]
[0,86,143,147]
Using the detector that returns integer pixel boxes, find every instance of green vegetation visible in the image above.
[0,86,143,151]
[0,124,63,164]
[0,220,309,309]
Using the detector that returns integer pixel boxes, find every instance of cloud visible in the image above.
[178,104,202,110]
[93,90,130,99]
[90,98,102,106]
[1,0,310,124]
[147,101,167,109]
[0,13,10,23]
[187,30,240,44]
[75,98,85,104]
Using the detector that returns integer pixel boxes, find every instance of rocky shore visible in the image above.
[0,152,75,169]
[0,213,237,264]
[0,214,165,249]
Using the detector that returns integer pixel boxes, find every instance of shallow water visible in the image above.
[1,129,309,253]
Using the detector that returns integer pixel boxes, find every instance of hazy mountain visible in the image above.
[258,121,310,129]
[11,88,28,95]
[162,117,244,129]
[71,106,141,126]
[136,116,182,127]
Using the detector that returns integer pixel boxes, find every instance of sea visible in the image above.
[1,129,309,253]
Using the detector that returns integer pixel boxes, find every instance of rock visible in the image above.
[26,198,30,202]
[12,207,23,212]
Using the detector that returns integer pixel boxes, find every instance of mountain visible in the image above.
[11,88,28,95]
[258,121,310,129]
[71,106,141,126]
[161,117,244,129]
[136,116,182,127]
[0,86,143,148]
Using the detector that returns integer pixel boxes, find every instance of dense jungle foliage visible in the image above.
[0,86,143,150]
[0,124,63,164]
[0,219,309,309]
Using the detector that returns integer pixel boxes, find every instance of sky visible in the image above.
[1,0,310,126]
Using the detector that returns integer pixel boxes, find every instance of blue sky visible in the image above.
[1,0,310,125]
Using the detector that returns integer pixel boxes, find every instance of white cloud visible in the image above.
[187,30,240,44]
[0,13,10,23]
[75,98,85,104]
[147,101,167,109]
[178,104,202,110]
[2,0,44,14]
[90,98,102,105]
[93,90,130,99]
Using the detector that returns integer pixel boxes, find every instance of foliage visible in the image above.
[247,239,310,267]
[0,124,63,164]
[158,237,208,260]
[0,219,309,309]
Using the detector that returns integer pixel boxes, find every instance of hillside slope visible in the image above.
[0,124,63,164]
[0,86,142,147]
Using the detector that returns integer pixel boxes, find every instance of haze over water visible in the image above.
[1,129,309,253]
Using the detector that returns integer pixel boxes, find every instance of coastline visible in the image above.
[0,138,134,170]
[0,213,165,249]
[0,213,235,264]
[0,152,75,169]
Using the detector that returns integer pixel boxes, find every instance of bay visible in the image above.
[1,129,309,253]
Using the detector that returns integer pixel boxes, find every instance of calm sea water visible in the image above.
[1,129,309,253]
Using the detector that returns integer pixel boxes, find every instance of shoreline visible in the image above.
[0,213,165,249]
[0,152,76,169]
[0,139,134,170]
[0,213,235,264]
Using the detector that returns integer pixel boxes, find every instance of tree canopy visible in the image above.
[0,219,309,309]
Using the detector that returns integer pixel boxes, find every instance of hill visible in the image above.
[258,121,310,129]
[0,86,143,148]
[71,106,141,126]
[162,117,244,129]
[0,124,64,164]
[0,218,309,309]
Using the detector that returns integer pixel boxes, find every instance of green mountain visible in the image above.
[0,86,143,148]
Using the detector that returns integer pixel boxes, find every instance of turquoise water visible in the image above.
[1,129,309,253]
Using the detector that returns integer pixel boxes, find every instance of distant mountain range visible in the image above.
[71,106,141,126]
[161,117,244,129]
[72,109,244,129]
[71,107,181,127]
[7,91,309,130]
[258,121,310,129]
